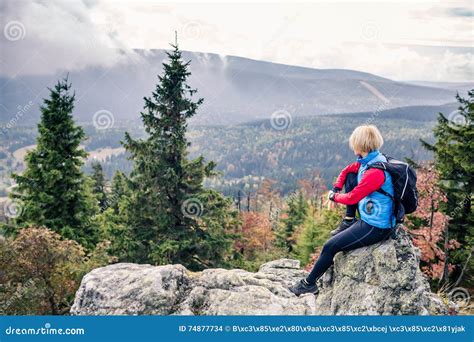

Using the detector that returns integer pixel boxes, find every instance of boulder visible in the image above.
[71,228,450,315]
[314,228,449,315]
[70,263,190,315]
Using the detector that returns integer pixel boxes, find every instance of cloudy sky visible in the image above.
[1,0,473,81]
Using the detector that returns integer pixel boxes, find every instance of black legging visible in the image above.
[344,172,358,218]
[305,219,394,284]
[305,172,394,284]
[306,172,393,285]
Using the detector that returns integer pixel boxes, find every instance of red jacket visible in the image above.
[332,162,385,205]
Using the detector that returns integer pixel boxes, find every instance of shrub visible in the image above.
[0,227,114,315]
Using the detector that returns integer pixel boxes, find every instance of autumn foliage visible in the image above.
[405,164,460,280]
[236,212,275,258]
[0,227,113,315]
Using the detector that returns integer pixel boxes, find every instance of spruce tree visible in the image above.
[97,171,135,261]
[11,78,98,249]
[109,171,129,213]
[421,90,474,285]
[294,207,342,264]
[123,42,236,270]
[276,191,308,253]
[90,161,107,211]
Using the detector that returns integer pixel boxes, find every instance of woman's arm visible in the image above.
[333,161,361,190]
[333,168,385,205]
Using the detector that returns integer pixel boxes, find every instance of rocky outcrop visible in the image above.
[71,228,450,315]
[70,259,316,315]
[314,228,448,315]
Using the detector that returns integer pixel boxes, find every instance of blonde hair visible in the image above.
[349,125,384,153]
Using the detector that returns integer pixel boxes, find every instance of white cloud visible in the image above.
[0,0,472,81]
[0,0,141,77]
[306,43,474,82]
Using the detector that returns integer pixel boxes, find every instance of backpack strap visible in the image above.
[377,187,395,201]
[367,161,387,171]
[367,162,395,200]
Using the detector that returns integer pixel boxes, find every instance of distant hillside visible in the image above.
[406,81,473,93]
[0,102,458,196]
[0,50,463,126]
[189,103,458,194]
[320,102,459,121]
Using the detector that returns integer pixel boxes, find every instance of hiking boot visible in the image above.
[289,279,319,296]
[330,218,357,236]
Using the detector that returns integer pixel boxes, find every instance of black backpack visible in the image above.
[368,155,418,223]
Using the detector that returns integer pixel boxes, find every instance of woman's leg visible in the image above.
[331,173,359,236]
[306,220,392,284]
[344,172,358,218]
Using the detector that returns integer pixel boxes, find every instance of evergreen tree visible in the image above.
[90,161,107,211]
[123,42,236,270]
[294,207,342,264]
[421,90,474,285]
[11,78,98,249]
[276,191,308,253]
[109,171,129,213]
[97,170,136,261]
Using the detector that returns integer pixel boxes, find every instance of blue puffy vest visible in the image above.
[357,150,395,229]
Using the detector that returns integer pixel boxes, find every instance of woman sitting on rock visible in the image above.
[290,124,396,296]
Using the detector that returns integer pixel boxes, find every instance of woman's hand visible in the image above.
[328,190,337,201]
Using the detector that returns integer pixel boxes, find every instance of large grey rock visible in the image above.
[71,228,450,315]
[71,258,314,315]
[70,263,190,315]
[314,228,449,315]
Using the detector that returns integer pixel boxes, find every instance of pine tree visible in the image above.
[11,78,99,249]
[421,90,474,285]
[123,42,236,270]
[276,191,308,253]
[90,161,107,211]
[294,206,342,265]
[96,171,135,261]
[109,171,129,213]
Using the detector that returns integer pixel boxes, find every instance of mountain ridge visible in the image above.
[0,49,467,126]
